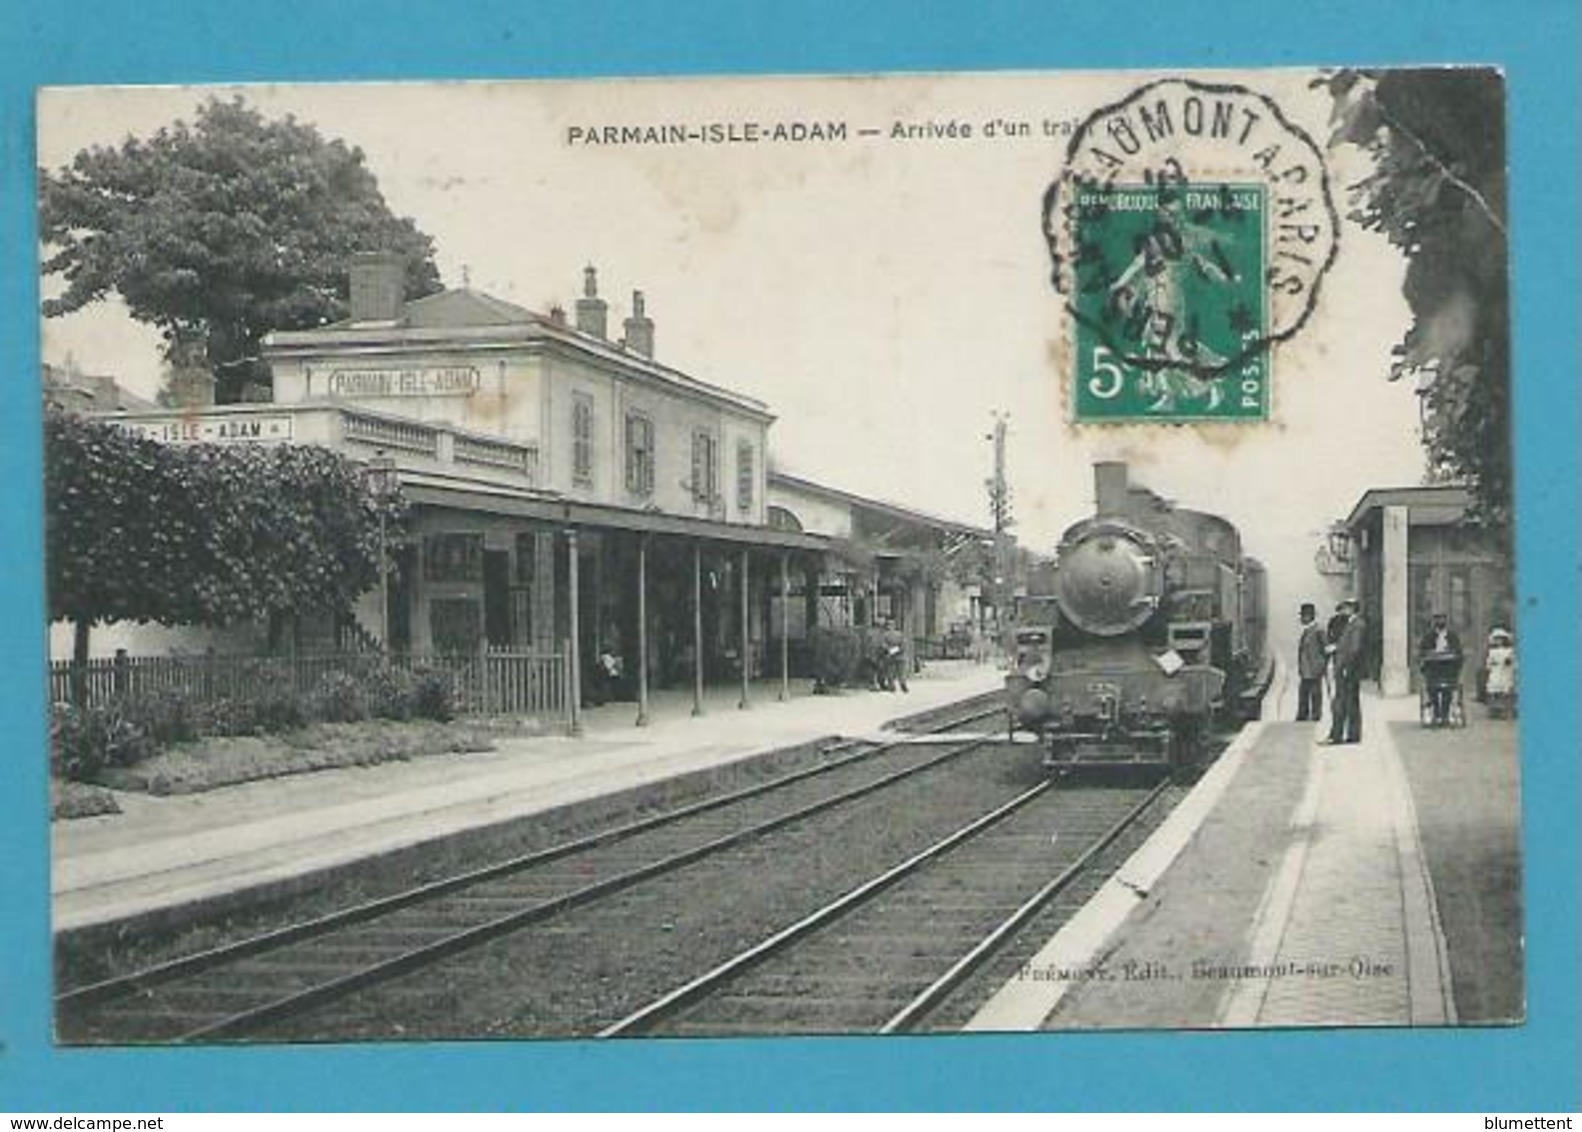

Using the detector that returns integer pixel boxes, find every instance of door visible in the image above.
[484,549,512,646]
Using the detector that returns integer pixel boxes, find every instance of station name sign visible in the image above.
[119,415,295,445]
[325,366,481,398]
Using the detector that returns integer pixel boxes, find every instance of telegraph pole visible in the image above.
[988,413,1010,534]
[985,412,1013,648]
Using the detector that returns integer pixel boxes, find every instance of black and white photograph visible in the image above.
[39,67,1520,1044]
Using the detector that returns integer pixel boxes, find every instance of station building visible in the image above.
[68,255,991,723]
[1338,483,1514,696]
[263,255,838,716]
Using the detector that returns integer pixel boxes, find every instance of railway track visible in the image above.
[56,702,1004,1044]
[601,778,1171,1037]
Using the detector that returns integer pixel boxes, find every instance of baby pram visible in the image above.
[1418,653,1465,728]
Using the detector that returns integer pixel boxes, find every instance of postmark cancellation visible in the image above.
[1045,78,1340,424]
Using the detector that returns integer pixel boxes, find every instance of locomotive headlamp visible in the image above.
[1027,663,1048,683]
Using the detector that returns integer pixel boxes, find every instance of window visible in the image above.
[736,440,755,512]
[625,412,655,496]
[691,428,718,505]
[767,505,803,532]
[572,392,594,487]
[424,533,483,582]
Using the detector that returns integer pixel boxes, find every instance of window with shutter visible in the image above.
[625,412,654,497]
[572,393,594,487]
[692,428,718,504]
[737,440,754,512]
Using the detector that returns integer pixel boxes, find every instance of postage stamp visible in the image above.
[1045,78,1340,423]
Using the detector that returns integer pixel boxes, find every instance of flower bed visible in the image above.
[89,719,497,797]
[51,778,122,821]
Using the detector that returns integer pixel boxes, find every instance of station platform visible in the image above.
[52,660,1005,935]
[969,687,1523,1030]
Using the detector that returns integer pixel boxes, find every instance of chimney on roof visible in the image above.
[575,265,608,339]
[162,334,214,407]
[1094,461,1130,518]
[349,251,406,324]
[549,304,567,325]
[623,290,654,357]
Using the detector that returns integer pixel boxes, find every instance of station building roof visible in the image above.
[768,469,993,542]
[264,285,774,423]
[43,361,155,415]
[1343,483,1476,531]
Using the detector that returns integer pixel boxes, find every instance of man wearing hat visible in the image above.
[1296,602,1327,722]
[1324,599,1366,744]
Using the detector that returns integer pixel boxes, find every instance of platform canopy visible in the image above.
[403,479,830,552]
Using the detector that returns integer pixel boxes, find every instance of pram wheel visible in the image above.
[1419,683,1465,728]
[1418,657,1466,728]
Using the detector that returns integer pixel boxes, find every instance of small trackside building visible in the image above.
[1340,483,1514,697]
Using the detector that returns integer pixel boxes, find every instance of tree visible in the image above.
[40,97,442,403]
[45,408,404,682]
[1325,69,1510,534]
[46,410,193,675]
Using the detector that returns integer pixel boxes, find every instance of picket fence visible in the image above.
[49,646,571,725]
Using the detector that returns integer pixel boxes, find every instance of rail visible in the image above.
[341,410,440,456]
[453,433,539,477]
[55,703,1004,1043]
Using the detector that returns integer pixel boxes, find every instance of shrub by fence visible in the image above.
[48,647,571,783]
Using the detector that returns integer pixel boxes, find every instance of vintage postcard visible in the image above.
[39,67,1518,1044]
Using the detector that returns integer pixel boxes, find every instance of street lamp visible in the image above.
[1326,523,1354,566]
[364,451,399,652]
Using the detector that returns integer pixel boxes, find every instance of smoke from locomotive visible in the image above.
[1008,462,1272,769]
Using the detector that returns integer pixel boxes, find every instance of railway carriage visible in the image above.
[1007,462,1272,770]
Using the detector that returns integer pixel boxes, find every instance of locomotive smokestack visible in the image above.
[1094,461,1130,517]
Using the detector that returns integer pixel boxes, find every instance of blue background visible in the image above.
[1,0,1576,1112]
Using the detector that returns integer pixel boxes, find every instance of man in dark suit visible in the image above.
[1418,612,1464,726]
[1324,599,1365,744]
[1296,602,1327,722]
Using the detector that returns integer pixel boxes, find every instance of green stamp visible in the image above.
[1071,182,1268,421]
[1045,79,1341,426]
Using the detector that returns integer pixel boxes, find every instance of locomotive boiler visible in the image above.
[1007,462,1271,770]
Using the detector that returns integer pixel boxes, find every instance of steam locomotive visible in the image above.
[1007,462,1272,770]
